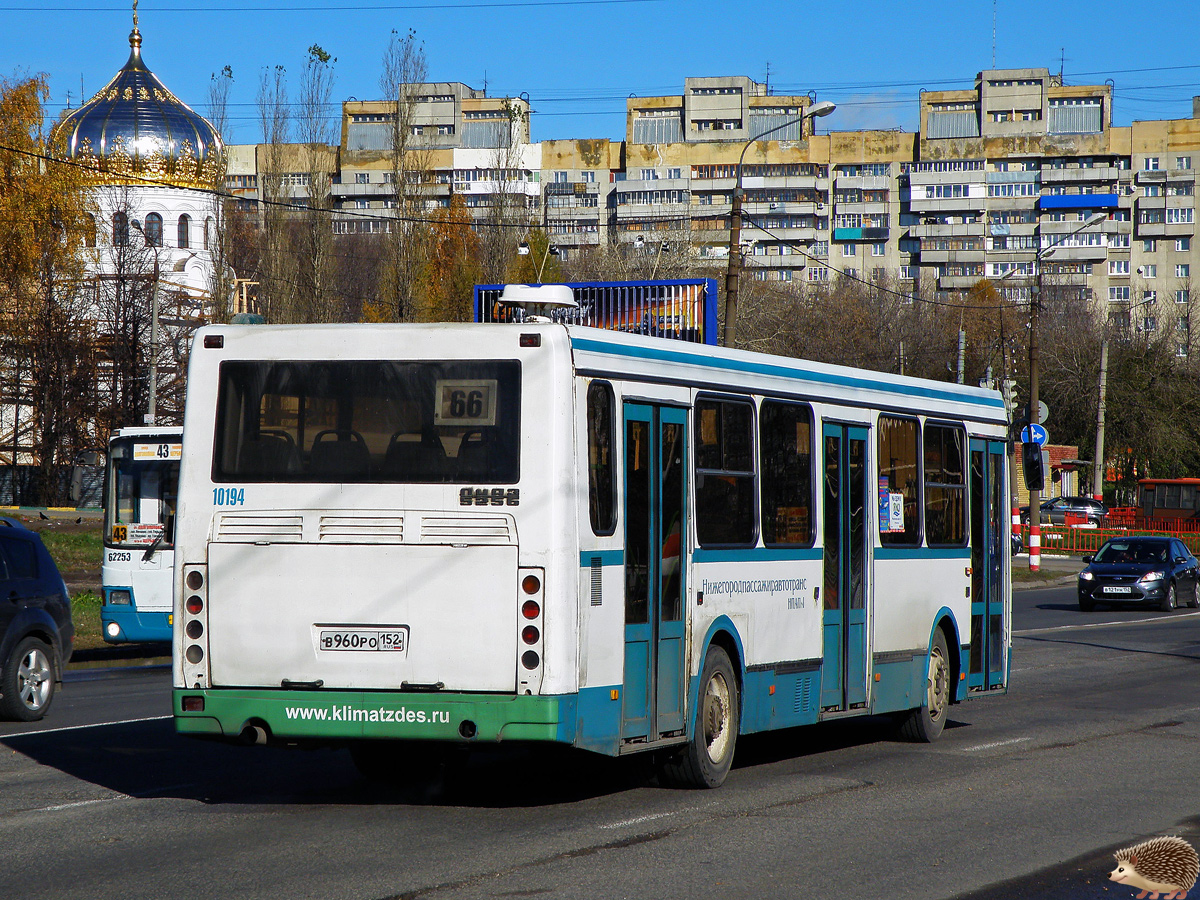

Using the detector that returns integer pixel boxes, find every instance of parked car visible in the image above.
[1021,496,1108,526]
[0,518,74,721]
[1077,535,1200,612]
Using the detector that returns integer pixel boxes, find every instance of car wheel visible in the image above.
[1161,582,1177,613]
[0,636,57,722]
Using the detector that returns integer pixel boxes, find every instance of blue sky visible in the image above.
[4,0,1199,145]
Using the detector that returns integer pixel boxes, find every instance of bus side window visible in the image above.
[586,381,616,535]
[694,397,756,546]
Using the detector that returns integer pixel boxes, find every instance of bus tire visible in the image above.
[0,636,57,722]
[900,629,949,743]
[659,645,738,789]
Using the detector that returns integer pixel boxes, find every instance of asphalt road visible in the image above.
[4,582,1200,900]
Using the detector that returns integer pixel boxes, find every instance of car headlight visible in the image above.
[1139,570,1165,583]
[1079,571,1094,581]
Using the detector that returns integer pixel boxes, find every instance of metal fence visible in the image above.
[474,279,719,345]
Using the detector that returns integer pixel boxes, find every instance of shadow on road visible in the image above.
[0,707,964,808]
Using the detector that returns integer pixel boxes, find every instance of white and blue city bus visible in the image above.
[172,312,1010,787]
[101,426,181,643]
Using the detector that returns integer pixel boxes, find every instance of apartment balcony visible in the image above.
[618,177,690,192]
[1137,221,1197,238]
[1135,170,1167,185]
[908,196,987,214]
[834,201,889,217]
[987,221,1038,236]
[834,174,890,191]
[1138,195,1167,210]
[614,202,692,219]
[1049,244,1108,262]
[744,253,809,269]
[545,181,601,197]
[832,226,889,242]
[1040,166,1119,184]
[938,274,987,288]
[745,226,819,243]
[744,201,819,217]
[985,249,1037,265]
[920,248,986,264]
[905,222,985,239]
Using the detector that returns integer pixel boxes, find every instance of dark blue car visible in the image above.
[1078,536,1200,612]
[0,518,74,720]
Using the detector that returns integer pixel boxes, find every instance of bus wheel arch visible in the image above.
[660,638,740,789]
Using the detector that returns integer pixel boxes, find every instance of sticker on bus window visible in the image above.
[133,442,182,461]
[435,380,498,427]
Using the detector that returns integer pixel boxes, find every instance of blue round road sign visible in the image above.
[1020,423,1049,446]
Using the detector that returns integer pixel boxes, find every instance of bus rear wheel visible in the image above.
[659,645,738,789]
[899,630,950,743]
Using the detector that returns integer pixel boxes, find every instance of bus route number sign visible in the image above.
[133,442,182,461]
[318,627,409,653]
[435,379,497,427]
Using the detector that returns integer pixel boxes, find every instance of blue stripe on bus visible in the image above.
[874,546,972,561]
[571,337,1006,410]
[579,550,624,567]
[693,547,823,563]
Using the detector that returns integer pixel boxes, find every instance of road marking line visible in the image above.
[601,812,677,829]
[961,737,1030,752]
[2,714,171,739]
[39,796,127,813]
[1015,611,1200,636]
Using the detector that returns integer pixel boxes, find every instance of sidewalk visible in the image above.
[1012,553,1081,589]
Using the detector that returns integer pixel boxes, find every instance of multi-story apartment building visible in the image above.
[227,68,1200,322]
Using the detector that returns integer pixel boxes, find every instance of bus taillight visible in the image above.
[522,625,540,644]
[185,595,203,614]
[521,574,541,595]
[521,599,540,619]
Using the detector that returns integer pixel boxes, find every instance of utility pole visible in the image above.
[1093,338,1108,502]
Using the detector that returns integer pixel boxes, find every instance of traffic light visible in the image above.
[1001,379,1017,415]
[1022,442,1045,492]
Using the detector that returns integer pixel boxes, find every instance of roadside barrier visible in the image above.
[1023,523,1200,555]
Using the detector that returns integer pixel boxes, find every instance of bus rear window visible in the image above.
[212,360,521,483]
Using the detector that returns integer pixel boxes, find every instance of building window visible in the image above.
[177,214,190,249]
[1166,208,1195,224]
[1144,157,1160,171]
[354,199,370,209]
[1143,239,1157,252]
[872,243,885,257]
[842,243,856,257]
[1109,259,1129,276]
[553,171,568,184]
[1176,237,1191,251]
[1142,264,1157,278]
[143,212,162,247]
[667,168,681,180]
[205,217,213,250]
[1177,157,1192,170]
[1144,290,1157,303]
[355,173,369,184]
[581,171,595,183]
[437,124,453,135]
[1178,289,1190,304]
[1178,264,1191,278]
[640,169,659,181]
[1143,316,1157,332]
[1145,185,1161,197]
[1109,286,1130,301]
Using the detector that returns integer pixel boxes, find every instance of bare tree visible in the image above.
[295,44,340,322]
[256,64,294,322]
[205,64,235,323]
[377,29,431,321]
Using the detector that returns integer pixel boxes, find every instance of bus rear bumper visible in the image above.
[173,688,562,744]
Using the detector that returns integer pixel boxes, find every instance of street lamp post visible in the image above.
[1023,211,1106,571]
[723,100,835,348]
[130,218,161,426]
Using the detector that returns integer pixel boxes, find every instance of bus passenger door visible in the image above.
[622,403,688,743]
[821,424,869,711]
[969,440,1006,690]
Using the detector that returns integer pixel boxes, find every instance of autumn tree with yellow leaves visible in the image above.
[0,73,97,503]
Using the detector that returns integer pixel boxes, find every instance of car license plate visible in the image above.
[1102,586,1132,595]
[319,627,408,652]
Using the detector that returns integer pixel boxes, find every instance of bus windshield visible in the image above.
[105,439,179,549]
[212,359,521,484]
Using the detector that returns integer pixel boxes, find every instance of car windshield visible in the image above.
[1094,540,1169,565]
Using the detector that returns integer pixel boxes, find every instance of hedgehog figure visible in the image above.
[1109,836,1200,899]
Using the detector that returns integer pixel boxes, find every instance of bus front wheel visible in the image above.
[900,629,950,743]
[660,645,739,789]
